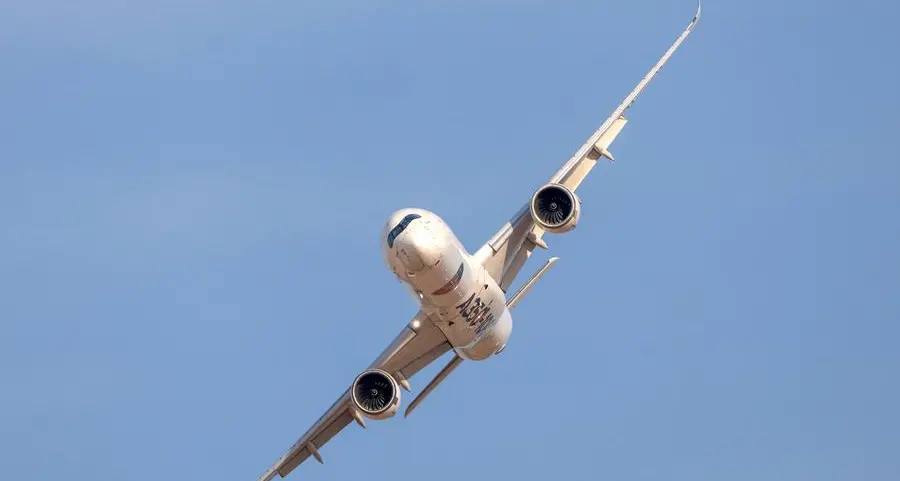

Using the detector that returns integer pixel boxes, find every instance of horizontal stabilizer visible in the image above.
[507,257,559,310]
[404,354,463,417]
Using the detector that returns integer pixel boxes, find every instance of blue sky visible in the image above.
[2,0,899,479]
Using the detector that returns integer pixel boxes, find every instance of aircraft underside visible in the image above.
[254,4,701,477]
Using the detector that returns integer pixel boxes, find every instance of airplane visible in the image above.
[255,3,701,479]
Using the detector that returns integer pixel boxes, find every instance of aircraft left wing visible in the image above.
[475,1,701,288]
[255,310,451,481]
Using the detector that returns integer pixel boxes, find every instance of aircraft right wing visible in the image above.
[255,309,451,481]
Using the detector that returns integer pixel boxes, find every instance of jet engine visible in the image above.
[529,183,581,233]
[350,369,401,420]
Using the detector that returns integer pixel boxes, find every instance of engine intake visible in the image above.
[530,183,581,233]
[350,369,401,420]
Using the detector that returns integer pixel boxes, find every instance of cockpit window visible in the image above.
[387,214,421,248]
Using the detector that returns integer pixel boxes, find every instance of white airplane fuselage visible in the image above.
[381,208,512,361]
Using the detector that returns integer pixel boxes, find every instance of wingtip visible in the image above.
[694,0,702,22]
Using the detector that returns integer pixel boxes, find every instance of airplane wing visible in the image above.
[475,1,701,288]
[255,310,451,481]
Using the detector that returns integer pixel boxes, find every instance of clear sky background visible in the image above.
[2,0,898,480]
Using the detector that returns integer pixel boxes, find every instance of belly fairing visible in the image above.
[455,304,512,360]
[426,256,512,361]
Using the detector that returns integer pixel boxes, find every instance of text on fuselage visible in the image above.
[455,292,498,337]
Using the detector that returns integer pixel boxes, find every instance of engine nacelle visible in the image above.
[529,183,581,233]
[350,369,401,420]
